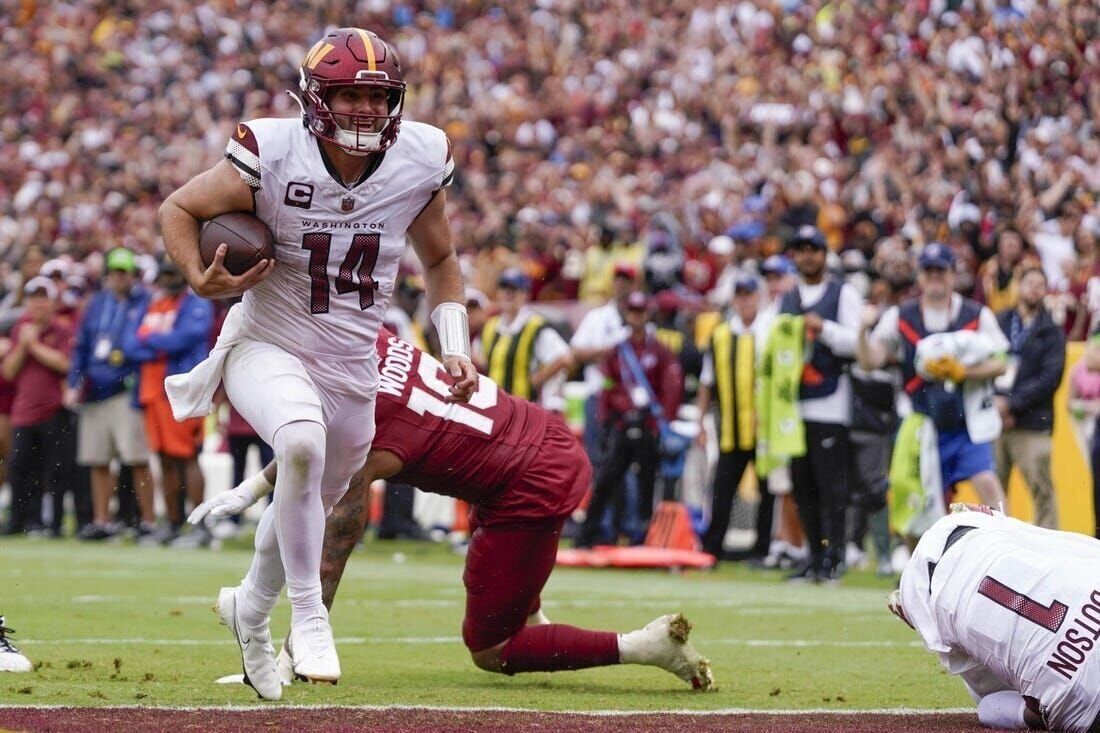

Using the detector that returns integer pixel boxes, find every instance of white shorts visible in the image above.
[77,391,150,467]
[223,339,375,506]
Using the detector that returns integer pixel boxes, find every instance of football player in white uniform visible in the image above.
[158,27,477,700]
[889,505,1100,732]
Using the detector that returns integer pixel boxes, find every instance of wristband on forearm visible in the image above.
[431,302,471,361]
[243,472,274,501]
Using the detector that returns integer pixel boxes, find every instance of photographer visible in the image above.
[576,291,682,547]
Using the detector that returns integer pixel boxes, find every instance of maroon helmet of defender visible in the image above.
[294,27,405,154]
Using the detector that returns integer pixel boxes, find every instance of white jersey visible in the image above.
[901,511,1100,732]
[225,117,453,396]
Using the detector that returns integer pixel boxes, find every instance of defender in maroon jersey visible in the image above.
[193,329,713,690]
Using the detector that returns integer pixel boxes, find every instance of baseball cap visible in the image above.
[40,259,71,279]
[707,235,735,257]
[625,291,649,311]
[613,261,639,280]
[734,276,760,294]
[787,225,826,250]
[497,267,531,292]
[106,247,137,273]
[24,275,58,300]
[465,288,488,309]
[655,289,680,312]
[760,254,797,276]
[918,243,956,270]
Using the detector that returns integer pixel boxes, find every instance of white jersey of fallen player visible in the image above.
[225,116,453,396]
[900,511,1100,732]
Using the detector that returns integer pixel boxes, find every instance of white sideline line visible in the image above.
[18,637,922,648]
[0,703,975,716]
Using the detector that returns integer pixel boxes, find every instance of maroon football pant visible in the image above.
[462,517,562,652]
[461,416,591,653]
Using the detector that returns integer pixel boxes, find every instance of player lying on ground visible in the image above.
[192,329,714,690]
[888,504,1100,732]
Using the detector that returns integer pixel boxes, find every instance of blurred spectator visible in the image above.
[125,257,213,546]
[994,267,1065,529]
[1065,222,1100,341]
[759,255,798,313]
[1,277,77,536]
[465,288,489,341]
[474,268,572,408]
[579,226,644,304]
[576,291,682,547]
[975,228,1030,315]
[66,247,154,540]
[385,275,429,352]
[653,289,703,404]
[777,226,863,582]
[697,276,772,562]
[570,262,635,465]
[0,247,46,335]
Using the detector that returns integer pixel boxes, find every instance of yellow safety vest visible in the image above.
[481,313,547,401]
[710,323,756,453]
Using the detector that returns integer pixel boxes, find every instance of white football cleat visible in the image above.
[620,613,714,691]
[287,616,340,684]
[0,616,32,673]
[214,587,282,700]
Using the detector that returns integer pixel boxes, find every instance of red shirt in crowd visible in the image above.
[597,334,683,429]
[9,317,75,428]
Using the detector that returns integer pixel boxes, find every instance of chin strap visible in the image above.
[431,302,471,362]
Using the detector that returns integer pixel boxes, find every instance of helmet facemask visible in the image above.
[300,69,405,156]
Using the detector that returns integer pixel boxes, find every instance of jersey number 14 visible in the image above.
[302,232,379,314]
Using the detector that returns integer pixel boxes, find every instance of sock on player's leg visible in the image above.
[499,624,619,674]
[236,504,285,629]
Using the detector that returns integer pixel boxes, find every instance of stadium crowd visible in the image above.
[0,0,1098,571]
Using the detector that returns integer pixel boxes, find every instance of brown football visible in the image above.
[199,212,275,276]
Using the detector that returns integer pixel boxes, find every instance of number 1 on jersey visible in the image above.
[302,232,380,314]
[978,576,1068,633]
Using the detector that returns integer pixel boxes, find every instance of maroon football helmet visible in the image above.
[295,27,405,155]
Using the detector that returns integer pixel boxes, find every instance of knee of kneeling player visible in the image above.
[469,644,505,673]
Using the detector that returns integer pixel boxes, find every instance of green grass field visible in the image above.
[0,535,967,711]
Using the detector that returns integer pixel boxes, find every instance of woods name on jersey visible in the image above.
[378,335,415,398]
[1046,589,1100,681]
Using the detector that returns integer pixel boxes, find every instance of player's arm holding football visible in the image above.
[408,187,477,403]
[158,159,273,298]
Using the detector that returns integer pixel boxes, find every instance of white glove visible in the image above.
[187,472,273,525]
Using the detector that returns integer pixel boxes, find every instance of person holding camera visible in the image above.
[576,291,682,547]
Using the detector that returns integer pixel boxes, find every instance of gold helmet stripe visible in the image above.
[304,41,335,70]
[354,28,377,71]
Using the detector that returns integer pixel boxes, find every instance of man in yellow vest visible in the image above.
[697,276,773,561]
[475,268,573,408]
